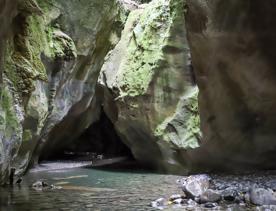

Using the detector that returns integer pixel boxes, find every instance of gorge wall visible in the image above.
[0,0,128,184]
[185,0,276,171]
[1,0,276,185]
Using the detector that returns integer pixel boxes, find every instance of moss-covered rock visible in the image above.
[99,0,200,173]
[0,0,128,184]
[0,84,23,184]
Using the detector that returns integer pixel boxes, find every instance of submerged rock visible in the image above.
[32,180,48,187]
[151,197,166,209]
[32,180,49,190]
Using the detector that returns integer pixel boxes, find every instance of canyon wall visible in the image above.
[185,0,276,170]
[99,0,200,173]
[0,0,128,184]
[2,0,276,185]
[0,0,200,184]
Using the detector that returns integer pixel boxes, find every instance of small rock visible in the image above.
[250,188,276,205]
[42,181,48,187]
[187,199,197,206]
[32,181,49,189]
[244,192,251,204]
[151,198,166,209]
[50,184,62,190]
[222,189,239,202]
[194,197,200,203]
[200,189,221,203]
[204,202,217,208]
[97,154,103,160]
[32,181,42,187]
[16,177,23,184]
[172,198,184,204]
[180,174,211,198]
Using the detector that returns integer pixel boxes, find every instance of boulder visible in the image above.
[200,189,221,203]
[250,188,276,206]
[179,175,211,198]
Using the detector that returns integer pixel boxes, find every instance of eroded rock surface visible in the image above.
[0,0,128,185]
[185,0,276,171]
[99,0,200,173]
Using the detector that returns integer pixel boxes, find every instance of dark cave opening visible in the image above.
[44,110,134,165]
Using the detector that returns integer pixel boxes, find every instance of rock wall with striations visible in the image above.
[0,0,128,185]
[99,0,200,173]
[185,0,276,171]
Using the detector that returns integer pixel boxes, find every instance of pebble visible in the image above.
[172,198,184,204]
[187,199,197,206]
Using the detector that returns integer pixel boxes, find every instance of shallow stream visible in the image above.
[0,161,181,211]
[1,161,276,210]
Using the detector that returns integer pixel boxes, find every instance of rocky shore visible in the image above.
[152,172,276,210]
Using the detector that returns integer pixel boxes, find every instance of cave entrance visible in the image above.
[45,110,134,166]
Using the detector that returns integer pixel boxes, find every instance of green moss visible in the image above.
[4,0,76,104]
[47,28,77,60]
[23,129,33,142]
[115,0,185,98]
[154,88,200,149]
[4,13,49,100]
[185,92,200,140]
[0,87,21,139]
[115,0,172,97]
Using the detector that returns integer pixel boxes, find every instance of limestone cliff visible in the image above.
[0,0,202,185]
[185,0,276,170]
[99,0,200,173]
[0,0,128,184]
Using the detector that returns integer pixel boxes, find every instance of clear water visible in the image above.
[0,162,182,211]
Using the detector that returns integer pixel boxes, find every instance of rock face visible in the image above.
[0,0,127,184]
[185,0,276,170]
[99,0,200,173]
[0,0,21,185]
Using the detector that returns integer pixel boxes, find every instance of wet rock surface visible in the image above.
[177,174,210,198]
